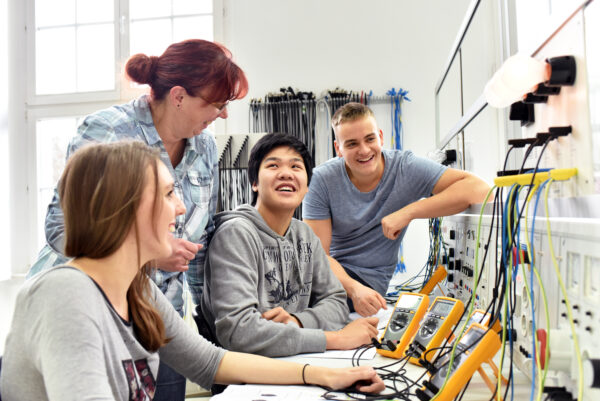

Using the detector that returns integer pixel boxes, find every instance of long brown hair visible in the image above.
[60,141,169,351]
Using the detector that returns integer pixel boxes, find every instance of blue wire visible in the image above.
[523,168,552,174]
[385,88,411,151]
[388,88,410,278]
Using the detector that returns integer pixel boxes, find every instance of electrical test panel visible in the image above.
[434,1,600,399]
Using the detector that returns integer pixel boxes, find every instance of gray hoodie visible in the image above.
[200,204,349,357]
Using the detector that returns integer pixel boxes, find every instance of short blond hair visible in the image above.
[331,102,375,131]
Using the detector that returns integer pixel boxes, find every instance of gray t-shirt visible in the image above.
[302,150,446,295]
[0,266,225,401]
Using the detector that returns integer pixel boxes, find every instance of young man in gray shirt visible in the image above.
[200,133,378,357]
[303,103,490,317]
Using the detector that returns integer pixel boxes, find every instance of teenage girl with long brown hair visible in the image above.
[0,142,384,401]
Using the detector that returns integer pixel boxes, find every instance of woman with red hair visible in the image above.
[27,39,248,400]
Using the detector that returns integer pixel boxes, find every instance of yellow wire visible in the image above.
[523,184,551,401]
[430,185,497,401]
[544,180,584,400]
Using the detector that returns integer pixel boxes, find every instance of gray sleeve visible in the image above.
[292,231,349,331]
[152,283,226,389]
[302,170,332,220]
[207,222,327,357]
[31,274,115,400]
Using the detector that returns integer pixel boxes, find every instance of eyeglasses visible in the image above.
[197,94,229,112]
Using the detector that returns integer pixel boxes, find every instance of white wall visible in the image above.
[8,0,28,277]
[0,0,10,280]
[222,0,470,155]
[219,0,471,276]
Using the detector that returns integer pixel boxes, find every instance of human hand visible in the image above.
[349,282,387,317]
[262,307,301,327]
[310,365,384,393]
[154,237,203,272]
[325,317,379,350]
[381,209,412,240]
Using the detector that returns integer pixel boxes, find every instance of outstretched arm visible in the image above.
[304,218,387,317]
[381,168,490,240]
[214,351,385,393]
[155,279,382,393]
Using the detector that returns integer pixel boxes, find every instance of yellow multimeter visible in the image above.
[377,292,429,359]
[414,323,501,401]
[445,309,500,347]
[406,297,464,366]
[466,309,501,332]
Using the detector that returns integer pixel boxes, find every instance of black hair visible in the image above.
[248,133,313,206]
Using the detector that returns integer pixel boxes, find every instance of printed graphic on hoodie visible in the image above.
[262,240,313,306]
[122,358,156,400]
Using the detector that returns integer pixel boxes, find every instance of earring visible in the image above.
[177,104,181,109]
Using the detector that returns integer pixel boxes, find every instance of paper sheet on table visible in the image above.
[350,306,394,330]
[211,384,358,401]
[293,307,394,360]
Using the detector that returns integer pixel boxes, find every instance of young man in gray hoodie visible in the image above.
[200,133,379,357]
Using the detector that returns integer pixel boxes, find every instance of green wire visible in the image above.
[523,184,551,401]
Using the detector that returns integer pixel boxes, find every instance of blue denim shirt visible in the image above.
[27,95,218,313]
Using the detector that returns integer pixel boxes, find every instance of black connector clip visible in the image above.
[549,125,572,138]
[523,93,548,104]
[507,137,538,148]
[534,83,561,96]
[546,56,576,86]
[543,386,575,401]
[442,149,457,166]
[371,337,382,349]
[420,358,437,374]
[496,169,522,177]
[371,337,396,352]
[415,380,440,401]
[536,132,553,142]
[415,388,432,401]
[509,101,534,127]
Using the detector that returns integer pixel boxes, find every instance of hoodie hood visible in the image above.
[214,204,280,237]
[214,204,303,298]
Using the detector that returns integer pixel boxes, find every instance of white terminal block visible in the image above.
[548,328,574,372]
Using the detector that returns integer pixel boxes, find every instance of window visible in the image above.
[35,0,115,95]
[129,0,213,56]
[21,0,217,272]
[35,117,82,251]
